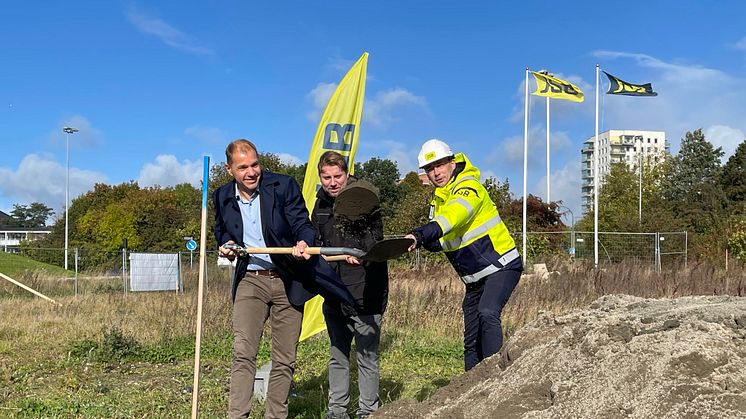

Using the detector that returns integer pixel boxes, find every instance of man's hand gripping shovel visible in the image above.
[222,237,414,263]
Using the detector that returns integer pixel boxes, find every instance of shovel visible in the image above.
[222,237,414,263]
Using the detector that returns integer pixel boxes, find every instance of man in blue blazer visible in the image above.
[214,139,353,419]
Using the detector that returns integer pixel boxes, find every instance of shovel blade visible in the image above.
[362,237,415,262]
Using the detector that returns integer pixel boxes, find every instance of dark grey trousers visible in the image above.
[323,307,382,417]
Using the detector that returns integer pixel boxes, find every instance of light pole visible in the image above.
[63,126,79,270]
[636,135,643,228]
[557,205,575,258]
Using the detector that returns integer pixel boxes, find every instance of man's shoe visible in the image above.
[324,411,350,419]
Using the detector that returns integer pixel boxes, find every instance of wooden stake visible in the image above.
[191,156,210,418]
[0,271,62,306]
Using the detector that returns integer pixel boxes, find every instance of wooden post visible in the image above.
[0,272,62,306]
[191,156,210,418]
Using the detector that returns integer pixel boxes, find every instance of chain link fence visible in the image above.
[513,231,688,270]
[0,247,235,299]
[1,231,688,298]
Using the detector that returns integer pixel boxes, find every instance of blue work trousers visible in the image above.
[462,262,521,371]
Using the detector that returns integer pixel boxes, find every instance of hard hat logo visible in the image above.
[418,138,454,168]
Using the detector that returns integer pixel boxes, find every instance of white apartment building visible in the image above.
[581,130,668,214]
[0,228,51,252]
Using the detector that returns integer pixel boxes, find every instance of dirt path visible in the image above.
[374,294,746,418]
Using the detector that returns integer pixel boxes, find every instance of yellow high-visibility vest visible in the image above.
[429,153,518,283]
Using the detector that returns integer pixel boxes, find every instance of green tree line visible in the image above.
[26,128,745,266]
[576,129,746,263]
[25,152,563,266]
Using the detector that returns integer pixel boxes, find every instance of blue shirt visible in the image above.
[235,184,275,270]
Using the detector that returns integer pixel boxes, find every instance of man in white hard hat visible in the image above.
[405,138,523,371]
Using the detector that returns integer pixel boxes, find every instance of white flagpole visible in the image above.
[594,64,600,267]
[546,96,551,203]
[522,68,529,265]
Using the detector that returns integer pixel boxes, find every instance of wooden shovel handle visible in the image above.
[243,247,323,255]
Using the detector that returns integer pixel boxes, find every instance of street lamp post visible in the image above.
[636,135,643,228]
[63,126,79,270]
[557,205,575,258]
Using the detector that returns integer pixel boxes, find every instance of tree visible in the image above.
[662,129,726,233]
[728,218,746,264]
[721,139,746,209]
[483,177,512,214]
[386,171,430,235]
[354,158,402,217]
[9,202,54,227]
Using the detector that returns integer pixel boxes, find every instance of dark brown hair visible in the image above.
[317,150,349,174]
[225,139,258,164]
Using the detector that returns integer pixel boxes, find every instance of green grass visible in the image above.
[1,323,462,418]
[0,251,72,278]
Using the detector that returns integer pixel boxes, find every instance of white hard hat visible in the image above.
[417,139,454,168]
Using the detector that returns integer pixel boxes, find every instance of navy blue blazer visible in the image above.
[213,171,354,307]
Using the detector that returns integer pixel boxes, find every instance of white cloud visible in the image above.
[306,82,338,121]
[356,139,418,177]
[277,153,303,166]
[0,154,107,213]
[49,115,104,149]
[328,56,354,72]
[704,125,745,161]
[591,50,746,154]
[489,127,573,167]
[532,160,582,224]
[364,88,428,128]
[137,155,202,187]
[185,125,228,144]
[126,7,214,56]
[306,84,427,129]
[736,37,746,51]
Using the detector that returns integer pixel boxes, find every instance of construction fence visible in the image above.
[0,247,234,299]
[513,231,688,271]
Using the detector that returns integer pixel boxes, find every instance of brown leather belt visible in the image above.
[245,269,279,278]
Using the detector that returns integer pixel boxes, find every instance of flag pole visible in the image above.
[546,96,551,203]
[522,67,529,265]
[594,65,600,268]
[191,155,210,418]
[638,136,643,228]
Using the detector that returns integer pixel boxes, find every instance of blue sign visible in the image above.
[186,239,198,251]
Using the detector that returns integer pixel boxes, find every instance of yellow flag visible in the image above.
[531,71,584,102]
[299,52,368,342]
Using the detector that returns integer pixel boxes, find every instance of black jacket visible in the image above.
[213,171,354,307]
[311,178,388,315]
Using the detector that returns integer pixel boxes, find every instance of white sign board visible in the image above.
[129,252,179,292]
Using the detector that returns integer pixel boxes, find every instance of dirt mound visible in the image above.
[374,295,746,418]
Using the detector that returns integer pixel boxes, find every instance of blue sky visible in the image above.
[2,1,746,226]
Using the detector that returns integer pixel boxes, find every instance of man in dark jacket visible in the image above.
[214,139,353,419]
[311,151,388,419]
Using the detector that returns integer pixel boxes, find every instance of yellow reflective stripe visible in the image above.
[442,214,502,250]
[433,215,451,234]
[461,265,498,284]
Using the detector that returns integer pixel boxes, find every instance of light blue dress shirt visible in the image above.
[235,184,275,271]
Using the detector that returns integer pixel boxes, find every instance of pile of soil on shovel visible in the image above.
[373,294,746,418]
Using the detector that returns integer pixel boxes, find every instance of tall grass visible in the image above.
[0,259,744,417]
